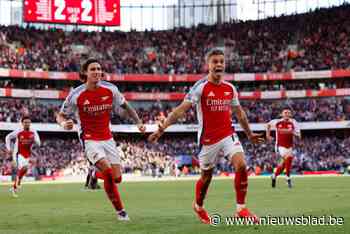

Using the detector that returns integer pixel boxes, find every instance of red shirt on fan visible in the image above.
[185,77,240,145]
[5,128,41,158]
[60,81,126,141]
[268,118,300,148]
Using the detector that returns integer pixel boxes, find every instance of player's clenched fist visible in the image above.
[148,118,167,143]
[248,133,265,144]
[137,123,146,133]
[62,119,74,130]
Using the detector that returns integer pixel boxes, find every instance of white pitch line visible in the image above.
[0,174,347,186]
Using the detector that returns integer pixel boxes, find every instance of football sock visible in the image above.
[274,161,285,177]
[16,168,27,187]
[95,171,105,180]
[195,178,210,207]
[102,168,124,211]
[95,171,122,184]
[285,156,293,177]
[235,170,248,205]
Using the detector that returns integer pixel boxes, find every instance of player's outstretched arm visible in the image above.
[148,101,192,143]
[5,130,16,156]
[293,120,302,139]
[120,101,146,133]
[34,131,41,147]
[266,122,273,142]
[233,105,264,144]
[56,112,74,130]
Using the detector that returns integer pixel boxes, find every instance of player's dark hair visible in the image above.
[21,116,31,122]
[282,107,292,112]
[205,48,224,61]
[79,58,101,82]
[281,107,293,116]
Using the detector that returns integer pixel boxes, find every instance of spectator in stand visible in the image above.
[1,97,349,124]
[1,5,350,74]
[1,78,349,93]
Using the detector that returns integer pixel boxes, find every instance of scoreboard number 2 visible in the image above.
[54,0,66,20]
[81,0,93,22]
[54,0,93,22]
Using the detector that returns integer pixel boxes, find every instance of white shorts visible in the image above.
[276,146,293,157]
[198,134,244,170]
[14,154,30,169]
[84,139,121,165]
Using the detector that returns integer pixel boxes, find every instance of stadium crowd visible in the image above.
[1,135,349,177]
[0,97,349,124]
[1,5,350,74]
[1,77,350,93]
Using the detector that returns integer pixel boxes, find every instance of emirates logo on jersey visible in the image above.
[206,99,231,112]
[20,136,34,145]
[83,104,113,116]
[277,122,294,134]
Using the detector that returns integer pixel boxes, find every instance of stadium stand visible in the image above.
[1,4,350,178]
[1,5,350,73]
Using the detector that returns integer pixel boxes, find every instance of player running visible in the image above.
[266,108,301,188]
[57,58,145,221]
[5,116,41,197]
[148,49,264,224]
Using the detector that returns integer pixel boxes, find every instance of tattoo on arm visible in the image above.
[162,102,191,129]
[164,110,182,127]
[121,102,142,124]
[235,106,252,137]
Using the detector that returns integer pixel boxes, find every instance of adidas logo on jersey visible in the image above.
[208,91,215,97]
[83,100,90,105]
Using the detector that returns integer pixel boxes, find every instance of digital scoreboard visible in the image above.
[23,0,120,26]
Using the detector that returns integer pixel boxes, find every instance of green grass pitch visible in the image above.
[0,176,349,234]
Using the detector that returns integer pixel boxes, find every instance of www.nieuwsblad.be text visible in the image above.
[209,214,345,226]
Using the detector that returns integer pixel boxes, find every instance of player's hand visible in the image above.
[62,119,74,130]
[137,123,146,134]
[148,119,166,143]
[148,130,163,143]
[157,118,167,132]
[248,133,265,144]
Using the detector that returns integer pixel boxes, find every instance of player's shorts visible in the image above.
[198,134,244,170]
[84,138,121,165]
[13,154,30,169]
[276,146,293,157]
